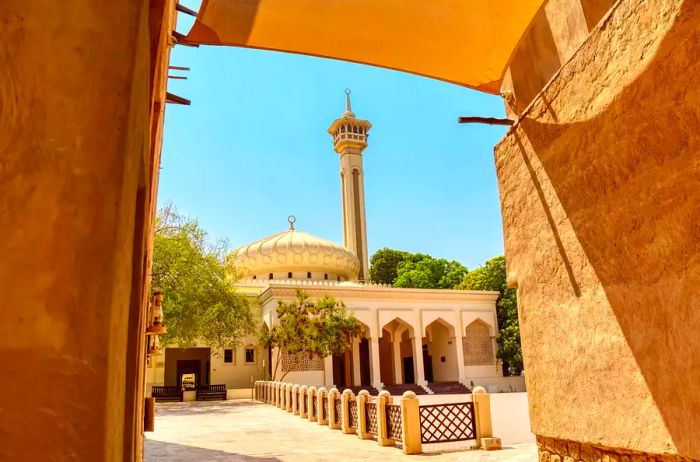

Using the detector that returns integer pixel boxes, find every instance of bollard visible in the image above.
[328,388,341,430]
[299,386,308,418]
[376,390,395,446]
[286,384,293,412]
[292,384,300,415]
[307,386,317,422]
[276,382,282,408]
[341,389,356,434]
[280,383,287,409]
[317,387,328,425]
[357,390,372,440]
[400,390,422,455]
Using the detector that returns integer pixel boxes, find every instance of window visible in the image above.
[337,276,341,281]
[224,349,233,363]
[307,272,312,279]
[252,275,257,280]
[268,273,273,280]
[245,347,255,364]
[324,273,328,280]
[288,272,293,278]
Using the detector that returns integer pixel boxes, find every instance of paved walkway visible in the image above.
[145,400,537,462]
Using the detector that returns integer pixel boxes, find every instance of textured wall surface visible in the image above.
[0,1,155,460]
[495,0,699,457]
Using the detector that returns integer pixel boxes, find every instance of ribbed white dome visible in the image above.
[229,228,360,280]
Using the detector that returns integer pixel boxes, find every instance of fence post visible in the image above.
[341,389,355,434]
[376,390,395,447]
[472,386,500,450]
[285,384,292,412]
[400,390,422,455]
[307,386,317,422]
[328,388,340,429]
[265,382,269,403]
[317,387,328,425]
[299,386,308,418]
[278,382,284,408]
[357,390,372,440]
[292,384,300,415]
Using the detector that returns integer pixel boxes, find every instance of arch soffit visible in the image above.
[380,317,416,341]
[464,317,494,337]
[424,316,457,338]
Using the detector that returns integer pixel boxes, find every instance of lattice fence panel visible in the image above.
[322,396,328,421]
[334,399,342,425]
[419,402,476,444]
[386,404,403,441]
[365,402,378,436]
[349,399,358,429]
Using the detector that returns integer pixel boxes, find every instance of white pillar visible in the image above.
[370,337,382,389]
[392,336,403,384]
[454,335,467,384]
[413,336,426,386]
[352,339,361,387]
[324,355,334,387]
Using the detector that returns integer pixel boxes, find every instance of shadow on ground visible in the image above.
[146,440,281,462]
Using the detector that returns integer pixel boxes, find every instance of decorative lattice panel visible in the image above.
[419,402,476,444]
[334,398,342,425]
[312,395,317,418]
[281,351,325,371]
[463,320,494,365]
[349,399,358,429]
[322,396,328,420]
[365,402,378,436]
[386,404,402,441]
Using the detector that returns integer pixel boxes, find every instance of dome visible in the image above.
[229,225,360,281]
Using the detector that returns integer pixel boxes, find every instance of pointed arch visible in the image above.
[463,318,495,366]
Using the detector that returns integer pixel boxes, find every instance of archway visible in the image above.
[332,321,371,388]
[424,318,459,383]
[379,318,416,385]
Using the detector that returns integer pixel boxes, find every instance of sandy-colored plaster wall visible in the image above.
[495,0,699,457]
[0,1,161,460]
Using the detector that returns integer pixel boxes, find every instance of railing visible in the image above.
[252,380,492,455]
[348,398,358,429]
[365,401,378,436]
[419,402,476,444]
[386,404,402,441]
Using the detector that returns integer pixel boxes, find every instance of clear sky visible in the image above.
[158,8,509,270]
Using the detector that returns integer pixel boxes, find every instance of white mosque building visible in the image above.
[146,92,517,397]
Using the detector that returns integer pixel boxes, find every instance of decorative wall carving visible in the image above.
[463,319,494,365]
[281,351,324,372]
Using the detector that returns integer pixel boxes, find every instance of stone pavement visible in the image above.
[145,400,537,462]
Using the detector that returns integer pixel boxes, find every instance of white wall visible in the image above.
[491,392,535,444]
[468,376,526,392]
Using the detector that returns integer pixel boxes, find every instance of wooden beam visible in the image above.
[165,92,191,105]
[458,116,514,126]
[172,30,199,47]
[175,3,197,16]
[168,75,187,80]
[168,65,190,71]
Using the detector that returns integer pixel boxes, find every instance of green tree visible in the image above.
[394,254,468,289]
[152,204,256,350]
[260,290,362,381]
[457,256,522,375]
[368,248,410,284]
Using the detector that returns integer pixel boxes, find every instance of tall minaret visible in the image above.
[328,89,372,281]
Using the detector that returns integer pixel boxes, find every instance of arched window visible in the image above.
[324,273,328,280]
[353,126,358,133]
[463,319,495,365]
[252,275,257,280]
[288,272,293,279]
[307,272,312,279]
[268,273,273,280]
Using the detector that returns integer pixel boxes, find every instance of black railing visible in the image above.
[386,404,402,441]
[419,402,476,444]
[365,401,378,436]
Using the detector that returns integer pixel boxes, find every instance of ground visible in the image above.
[145,400,537,461]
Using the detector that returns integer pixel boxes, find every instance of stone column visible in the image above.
[370,337,382,389]
[400,391,422,455]
[292,384,300,415]
[341,389,356,434]
[299,386,308,418]
[317,387,328,425]
[412,336,426,386]
[328,388,341,430]
[356,390,372,440]
[324,355,334,387]
[352,338,362,387]
[286,384,293,412]
[376,390,395,447]
[454,335,467,384]
[472,386,499,449]
[307,386,317,422]
[392,337,403,384]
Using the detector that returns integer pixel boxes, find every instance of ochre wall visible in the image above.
[495,0,699,457]
[0,0,171,460]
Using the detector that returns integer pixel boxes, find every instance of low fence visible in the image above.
[253,380,497,455]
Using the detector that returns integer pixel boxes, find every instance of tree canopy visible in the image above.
[368,248,467,289]
[152,204,256,350]
[457,256,522,375]
[260,290,361,380]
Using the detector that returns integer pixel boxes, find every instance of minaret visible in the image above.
[327,89,372,281]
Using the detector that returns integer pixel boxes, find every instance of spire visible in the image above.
[343,88,355,118]
[287,215,296,230]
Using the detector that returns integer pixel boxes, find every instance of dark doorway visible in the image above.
[177,359,201,388]
[359,338,371,386]
[403,357,415,384]
[333,353,347,388]
[423,347,433,383]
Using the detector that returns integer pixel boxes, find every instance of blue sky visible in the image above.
[158,8,508,270]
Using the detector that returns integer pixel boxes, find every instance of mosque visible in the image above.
[146,92,511,397]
